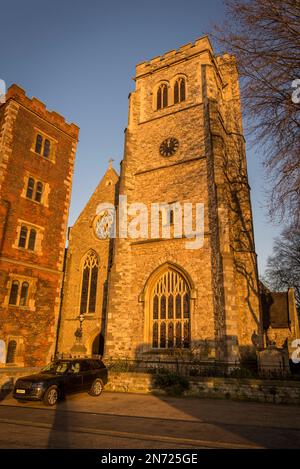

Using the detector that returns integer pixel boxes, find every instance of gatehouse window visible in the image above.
[80,251,99,314]
[9,280,19,305]
[18,225,37,251]
[8,280,30,307]
[151,268,190,349]
[35,134,43,154]
[26,177,44,203]
[6,340,17,364]
[33,131,55,161]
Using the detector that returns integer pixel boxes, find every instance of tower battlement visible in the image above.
[135,36,215,78]
[6,84,79,139]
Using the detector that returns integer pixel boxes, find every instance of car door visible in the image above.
[64,361,83,394]
[80,360,95,390]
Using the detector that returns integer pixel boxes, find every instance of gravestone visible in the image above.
[257,346,290,377]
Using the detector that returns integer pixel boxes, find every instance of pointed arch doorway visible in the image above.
[92,333,105,357]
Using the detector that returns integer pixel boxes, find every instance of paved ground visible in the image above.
[0,391,300,448]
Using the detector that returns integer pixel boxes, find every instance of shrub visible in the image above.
[153,368,190,396]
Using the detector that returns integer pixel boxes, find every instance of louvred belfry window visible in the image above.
[151,268,190,349]
[174,78,186,104]
[157,84,168,110]
[80,251,99,314]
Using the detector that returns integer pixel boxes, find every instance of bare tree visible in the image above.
[264,225,300,308]
[214,0,300,227]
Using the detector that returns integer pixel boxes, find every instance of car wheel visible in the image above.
[43,385,58,406]
[89,378,104,397]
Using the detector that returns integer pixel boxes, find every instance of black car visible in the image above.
[13,358,108,406]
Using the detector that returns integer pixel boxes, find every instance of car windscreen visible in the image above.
[40,361,70,374]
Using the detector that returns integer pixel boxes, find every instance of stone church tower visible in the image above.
[104,36,262,364]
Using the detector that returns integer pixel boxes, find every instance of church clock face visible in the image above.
[159,137,179,157]
[94,210,114,239]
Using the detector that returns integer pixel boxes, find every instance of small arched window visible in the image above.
[35,182,43,203]
[43,139,51,158]
[80,251,99,314]
[174,78,186,104]
[35,134,43,154]
[26,178,35,199]
[19,282,29,306]
[18,226,28,248]
[157,84,168,110]
[6,340,17,364]
[9,280,19,305]
[28,229,37,251]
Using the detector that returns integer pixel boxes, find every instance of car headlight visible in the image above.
[31,382,44,390]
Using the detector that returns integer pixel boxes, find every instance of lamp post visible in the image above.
[70,313,87,356]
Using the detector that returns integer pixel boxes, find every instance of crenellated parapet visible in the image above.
[5,84,79,139]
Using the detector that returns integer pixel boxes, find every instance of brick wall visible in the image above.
[0,85,79,366]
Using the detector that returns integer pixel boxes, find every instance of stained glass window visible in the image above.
[151,268,190,349]
[80,251,99,315]
[160,322,166,348]
[152,322,158,348]
[88,265,98,313]
[153,295,159,320]
[176,294,181,319]
[161,295,166,319]
[175,321,182,348]
[168,294,174,319]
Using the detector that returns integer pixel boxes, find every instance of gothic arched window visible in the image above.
[157,84,168,110]
[150,268,190,349]
[174,78,186,104]
[80,251,99,314]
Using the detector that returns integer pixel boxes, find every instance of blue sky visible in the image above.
[0,0,282,275]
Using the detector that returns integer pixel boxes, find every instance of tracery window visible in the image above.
[174,77,186,104]
[80,251,99,314]
[151,268,190,349]
[157,84,168,110]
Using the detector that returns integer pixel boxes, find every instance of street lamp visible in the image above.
[71,313,87,356]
